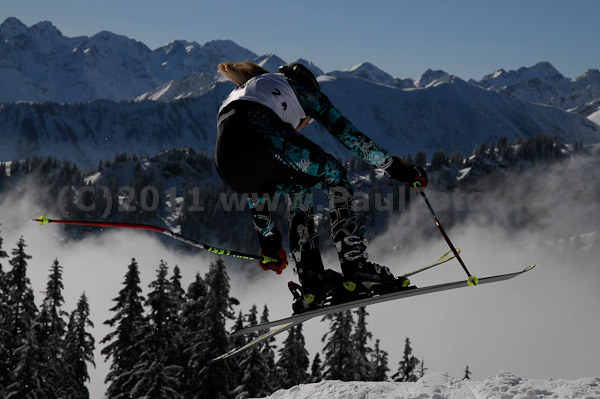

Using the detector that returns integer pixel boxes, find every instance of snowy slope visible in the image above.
[135,73,225,101]
[2,74,599,168]
[0,87,236,166]
[261,372,600,399]
[570,98,600,126]
[309,75,600,158]
[589,109,600,125]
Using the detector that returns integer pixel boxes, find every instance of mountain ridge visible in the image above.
[3,17,598,108]
[1,74,598,168]
[1,17,599,169]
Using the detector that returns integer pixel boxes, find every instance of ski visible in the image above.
[232,249,460,336]
[209,322,298,364]
[214,263,536,363]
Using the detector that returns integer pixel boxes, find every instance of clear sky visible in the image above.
[3,0,600,80]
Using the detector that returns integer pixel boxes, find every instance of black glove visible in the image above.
[257,230,288,274]
[384,156,429,189]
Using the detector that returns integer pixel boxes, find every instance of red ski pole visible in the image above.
[418,192,478,286]
[33,216,261,261]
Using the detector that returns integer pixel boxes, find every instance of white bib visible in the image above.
[219,73,306,128]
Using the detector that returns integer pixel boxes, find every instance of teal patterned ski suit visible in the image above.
[215,72,393,271]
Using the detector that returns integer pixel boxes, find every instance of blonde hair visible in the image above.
[218,61,269,86]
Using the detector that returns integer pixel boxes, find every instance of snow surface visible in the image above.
[3,72,599,169]
[589,109,600,126]
[260,372,600,399]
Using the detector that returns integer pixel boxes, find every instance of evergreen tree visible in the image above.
[179,272,207,396]
[5,328,48,398]
[167,265,186,371]
[144,260,183,365]
[170,265,186,316]
[233,305,270,399]
[430,150,448,171]
[308,353,323,383]
[277,324,310,389]
[260,304,279,391]
[321,311,357,381]
[231,311,246,351]
[2,237,38,393]
[415,151,427,167]
[0,226,10,393]
[463,365,472,380]
[62,293,95,399]
[129,260,183,398]
[186,258,238,399]
[353,307,373,381]
[6,237,37,336]
[181,272,207,334]
[370,339,389,381]
[129,360,184,399]
[392,338,420,382]
[419,359,428,378]
[26,258,69,397]
[101,258,147,398]
[28,305,60,397]
[230,311,246,392]
[42,259,68,337]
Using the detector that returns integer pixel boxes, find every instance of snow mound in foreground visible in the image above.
[260,372,600,399]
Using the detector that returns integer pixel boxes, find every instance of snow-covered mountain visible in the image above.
[0,89,233,166]
[477,61,566,89]
[588,104,600,125]
[311,62,443,89]
[261,372,600,399]
[136,57,324,102]
[1,73,599,168]
[135,73,226,102]
[2,17,600,169]
[414,69,450,88]
[6,17,600,115]
[0,17,256,103]
[472,61,600,112]
[328,62,397,86]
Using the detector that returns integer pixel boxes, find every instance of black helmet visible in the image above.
[279,62,320,91]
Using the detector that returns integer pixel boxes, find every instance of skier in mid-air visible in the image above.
[215,61,428,310]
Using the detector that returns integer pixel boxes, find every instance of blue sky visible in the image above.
[3,0,600,79]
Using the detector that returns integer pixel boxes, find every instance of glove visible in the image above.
[257,229,288,274]
[384,156,429,189]
[259,248,288,274]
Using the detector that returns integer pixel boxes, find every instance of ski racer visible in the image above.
[215,61,428,310]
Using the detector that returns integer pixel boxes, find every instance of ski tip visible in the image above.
[33,216,50,226]
[523,264,536,272]
[438,247,460,262]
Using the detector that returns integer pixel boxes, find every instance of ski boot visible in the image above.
[288,269,346,314]
[288,248,347,314]
[336,235,412,296]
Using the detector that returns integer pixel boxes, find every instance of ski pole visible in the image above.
[32,216,261,260]
[418,192,478,286]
